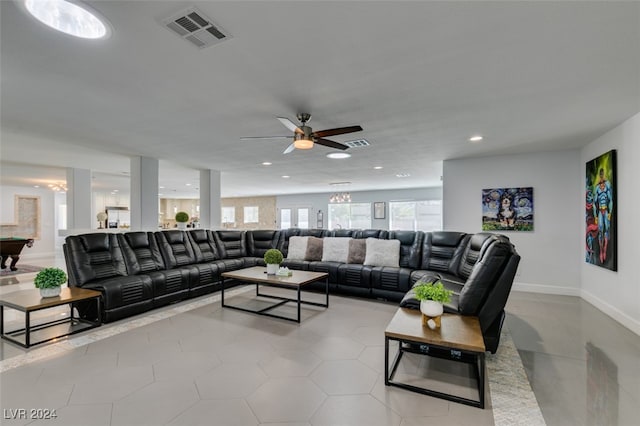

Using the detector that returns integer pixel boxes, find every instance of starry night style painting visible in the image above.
[482,187,534,232]
[585,150,617,271]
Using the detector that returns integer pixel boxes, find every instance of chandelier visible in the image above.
[48,182,68,192]
[329,192,351,203]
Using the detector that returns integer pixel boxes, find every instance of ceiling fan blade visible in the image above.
[240,136,291,140]
[277,117,303,134]
[313,125,363,138]
[315,138,349,150]
[283,143,296,154]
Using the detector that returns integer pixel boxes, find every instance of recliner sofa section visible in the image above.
[401,232,520,353]
[64,228,519,352]
[64,233,154,323]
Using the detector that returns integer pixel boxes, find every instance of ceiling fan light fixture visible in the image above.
[294,134,314,150]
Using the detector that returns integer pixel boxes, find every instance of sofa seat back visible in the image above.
[421,232,469,275]
[387,231,424,269]
[354,229,388,239]
[246,230,281,259]
[457,233,495,280]
[65,233,128,286]
[119,232,189,306]
[213,230,247,258]
[189,229,220,263]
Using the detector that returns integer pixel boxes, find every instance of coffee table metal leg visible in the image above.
[325,276,329,307]
[221,277,226,307]
[478,352,486,409]
[25,311,30,347]
[384,336,389,385]
[297,286,301,323]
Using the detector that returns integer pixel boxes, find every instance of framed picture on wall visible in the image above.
[585,149,617,271]
[481,187,534,231]
[374,202,385,219]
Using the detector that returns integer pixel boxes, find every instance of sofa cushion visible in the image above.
[287,236,309,260]
[347,238,366,264]
[364,238,400,267]
[322,237,350,263]
[305,236,324,261]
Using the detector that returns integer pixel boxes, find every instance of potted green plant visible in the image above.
[175,211,189,230]
[34,267,67,298]
[264,248,284,275]
[413,280,454,329]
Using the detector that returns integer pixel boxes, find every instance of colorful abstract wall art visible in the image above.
[482,187,534,231]
[586,150,617,271]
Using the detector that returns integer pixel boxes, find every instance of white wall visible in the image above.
[443,150,582,294]
[0,185,57,258]
[581,112,640,335]
[277,187,443,230]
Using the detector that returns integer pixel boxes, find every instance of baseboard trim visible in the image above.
[580,289,640,336]
[512,281,581,296]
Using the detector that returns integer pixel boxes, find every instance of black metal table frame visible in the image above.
[221,276,329,323]
[384,335,486,409]
[0,296,102,348]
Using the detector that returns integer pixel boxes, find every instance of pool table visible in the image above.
[0,238,34,271]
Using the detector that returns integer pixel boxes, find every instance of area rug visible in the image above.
[0,264,43,280]
[0,287,545,425]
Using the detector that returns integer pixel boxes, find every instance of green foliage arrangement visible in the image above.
[175,211,189,223]
[34,267,67,289]
[264,248,284,265]
[413,280,453,303]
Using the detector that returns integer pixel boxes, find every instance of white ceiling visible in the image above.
[1,1,639,198]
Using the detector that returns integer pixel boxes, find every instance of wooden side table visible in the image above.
[0,287,102,348]
[384,308,486,408]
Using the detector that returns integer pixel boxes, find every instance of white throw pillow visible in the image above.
[287,236,309,260]
[364,238,401,267]
[321,237,350,263]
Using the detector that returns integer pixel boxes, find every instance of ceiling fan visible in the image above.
[241,113,363,154]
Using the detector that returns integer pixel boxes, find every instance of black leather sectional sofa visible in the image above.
[63,228,519,353]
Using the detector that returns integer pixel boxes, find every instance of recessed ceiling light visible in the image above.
[262,162,272,166]
[185,183,192,186]
[395,173,411,178]
[113,189,119,192]
[159,186,165,189]
[469,135,484,142]
[330,182,351,186]
[23,0,110,39]
[281,175,290,179]
[33,185,40,188]
[326,152,351,159]
[374,166,383,170]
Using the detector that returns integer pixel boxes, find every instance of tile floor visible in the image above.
[1,254,639,425]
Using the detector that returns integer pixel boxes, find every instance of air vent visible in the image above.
[344,138,370,148]
[162,7,232,49]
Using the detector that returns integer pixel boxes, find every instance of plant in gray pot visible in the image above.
[264,249,283,275]
[175,211,189,230]
[34,267,67,298]
[413,280,453,330]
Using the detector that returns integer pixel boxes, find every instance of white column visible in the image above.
[199,169,221,229]
[130,156,159,231]
[66,168,92,230]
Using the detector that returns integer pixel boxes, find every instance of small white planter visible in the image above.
[177,222,187,230]
[266,264,279,275]
[420,300,444,317]
[40,287,61,298]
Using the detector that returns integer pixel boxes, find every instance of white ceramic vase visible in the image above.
[177,222,187,230]
[266,264,279,275]
[420,300,444,317]
[40,287,61,298]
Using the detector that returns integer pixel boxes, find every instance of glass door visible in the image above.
[279,207,311,229]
